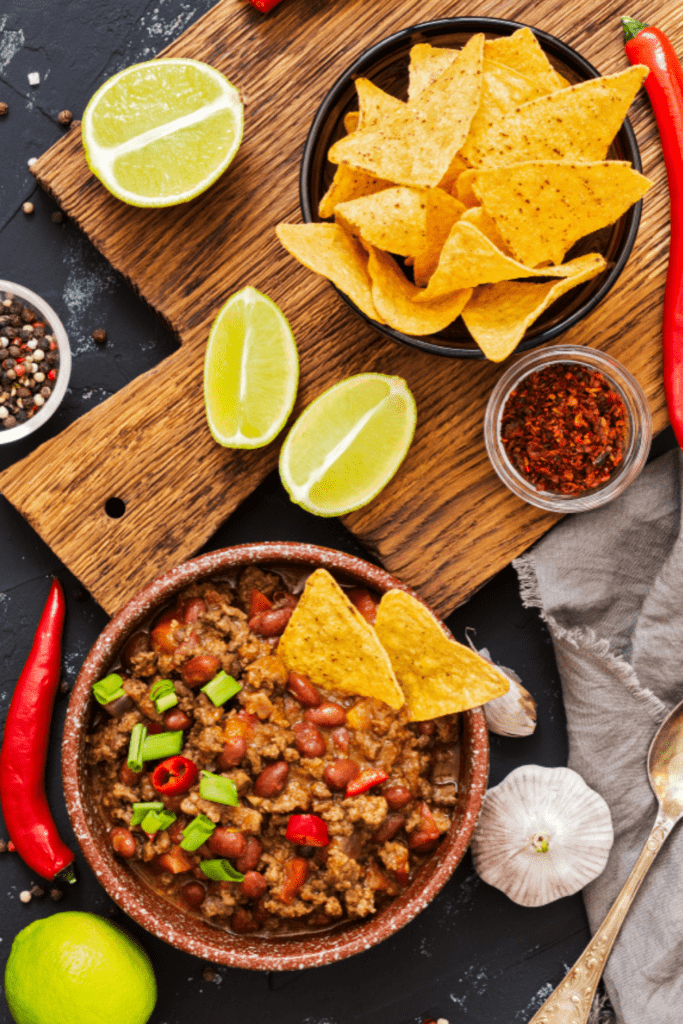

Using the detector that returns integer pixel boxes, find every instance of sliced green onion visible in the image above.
[199,771,238,806]
[149,678,175,701]
[141,730,183,761]
[93,673,125,705]
[127,723,148,773]
[131,801,164,826]
[140,809,176,836]
[155,692,178,713]
[201,671,242,707]
[179,813,216,851]
[199,859,245,882]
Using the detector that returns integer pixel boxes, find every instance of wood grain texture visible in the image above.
[0,0,672,617]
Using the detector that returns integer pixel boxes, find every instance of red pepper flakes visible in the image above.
[500,362,628,496]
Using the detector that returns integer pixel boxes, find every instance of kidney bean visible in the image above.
[183,598,206,624]
[372,813,405,844]
[110,827,136,859]
[216,735,247,770]
[240,871,267,900]
[208,828,247,860]
[167,817,188,843]
[181,881,205,908]
[231,909,258,934]
[150,606,181,655]
[331,727,350,754]
[323,758,360,790]
[347,587,378,625]
[235,836,263,874]
[120,630,151,671]
[118,763,142,787]
[146,721,164,735]
[305,702,346,728]
[383,785,412,810]
[104,693,135,717]
[253,761,289,797]
[417,720,436,736]
[163,708,193,731]
[293,721,326,758]
[181,654,221,688]
[247,606,292,637]
[286,672,321,707]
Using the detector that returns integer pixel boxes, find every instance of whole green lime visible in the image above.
[4,912,156,1024]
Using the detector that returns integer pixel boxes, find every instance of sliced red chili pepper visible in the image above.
[285,813,329,847]
[346,587,379,625]
[280,857,309,903]
[345,768,389,798]
[0,580,75,882]
[408,802,441,850]
[623,17,683,448]
[248,589,273,617]
[152,755,198,796]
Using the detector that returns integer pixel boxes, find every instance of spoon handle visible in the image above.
[526,813,674,1024]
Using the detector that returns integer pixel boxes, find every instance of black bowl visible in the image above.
[300,17,643,359]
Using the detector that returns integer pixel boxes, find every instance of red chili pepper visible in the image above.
[345,768,389,798]
[285,813,329,847]
[623,17,683,446]
[346,587,379,625]
[247,0,284,10]
[0,580,75,882]
[248,589,272,617]
[47,369,56,380]
[152,756,198,795]
[280,857,309,903]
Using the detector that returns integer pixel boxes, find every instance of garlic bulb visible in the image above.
[471,765,614,906]
[476,647,536,737]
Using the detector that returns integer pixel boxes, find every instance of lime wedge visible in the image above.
[82,58,243,207]
[204,287,298,449]
[279,374,417,516]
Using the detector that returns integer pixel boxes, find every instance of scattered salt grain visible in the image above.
[27,72,40,87]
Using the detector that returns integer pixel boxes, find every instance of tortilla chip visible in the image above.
[484,28,569,92]
[415,222,604,301]
[368,246,471,335]
[319,168,391,220]
[437,152,470,194]
[460,206,513,257]
[461,58,552,164]
[344,111,359,133]
[275,222,382,322]
[472,160,652,267]
[336,186,430,257]
[466,65,648,167]
[461,253,607,360]
[408,43,457,100]
[374,590,509,720]
[455,169,479,208]
[413,189,466,287]
[355,77,405,128]
[279,569,405,709]
[328,34,484,188]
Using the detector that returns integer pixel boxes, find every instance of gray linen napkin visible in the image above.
[513,448,683,1024]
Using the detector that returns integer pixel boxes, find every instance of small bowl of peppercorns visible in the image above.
[484,345,652,513]
[0,279,71,442]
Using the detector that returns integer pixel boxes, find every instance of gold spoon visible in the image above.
[527,696,683,1024]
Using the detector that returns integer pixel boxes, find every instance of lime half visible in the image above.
[279,373,417,516]
[204,286,298,449]
[82,58,243,207]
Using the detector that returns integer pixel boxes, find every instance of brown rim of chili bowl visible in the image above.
[63,542,489,971]
[483,345,652,513]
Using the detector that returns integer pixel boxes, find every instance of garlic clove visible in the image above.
[471,764,614,907]
[475,647,537,737]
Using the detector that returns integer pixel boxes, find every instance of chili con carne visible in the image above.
[0,579,75,882]
[500,363,628,495]
[623,17,683,447]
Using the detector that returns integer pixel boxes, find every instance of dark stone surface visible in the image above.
[0,3,672,1022]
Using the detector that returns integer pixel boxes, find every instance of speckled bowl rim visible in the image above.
[63,543,489,971]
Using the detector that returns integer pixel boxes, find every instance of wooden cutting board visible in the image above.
[0,0,672,618]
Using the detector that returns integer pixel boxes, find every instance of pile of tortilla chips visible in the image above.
[279,568,509,721]
[276,29,652,361]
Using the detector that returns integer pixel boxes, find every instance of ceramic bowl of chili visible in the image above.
[483,345,652,512]
[300,16,643,359]
[62,542,489,971]
[0,279,71,443]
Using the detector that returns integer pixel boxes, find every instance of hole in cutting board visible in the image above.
[105,497,126,519]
